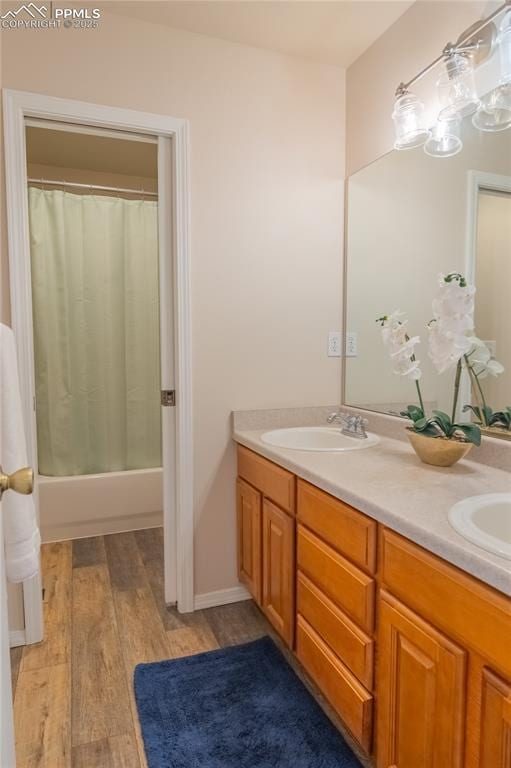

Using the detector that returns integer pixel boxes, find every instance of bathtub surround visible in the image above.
[38,468,163,542]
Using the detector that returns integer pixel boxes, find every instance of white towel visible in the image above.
[0,324,41,583]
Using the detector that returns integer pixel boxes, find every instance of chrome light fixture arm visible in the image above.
[395,0,510,98]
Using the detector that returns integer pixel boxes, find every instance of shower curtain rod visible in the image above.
[27,178,158,197]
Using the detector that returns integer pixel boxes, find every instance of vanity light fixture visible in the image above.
[393,0,511,156]
[472,8,511,132]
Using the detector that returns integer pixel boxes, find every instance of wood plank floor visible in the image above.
[11,528,371,768]
[10,528,268,768]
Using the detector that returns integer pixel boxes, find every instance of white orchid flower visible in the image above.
[428,273,476,373]
[379,312,422,380]
[467,337,505,379]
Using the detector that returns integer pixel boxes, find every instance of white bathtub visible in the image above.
[38,467,163,542]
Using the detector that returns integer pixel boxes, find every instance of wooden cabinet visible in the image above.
[377,590,467,768]
[235,444,511,766]
[262,498,295,646]
[236,478,262,603]
[478,668,511,768]
[236,447,295,646]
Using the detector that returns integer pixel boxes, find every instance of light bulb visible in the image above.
[424,116,463,158]
[437,54,480,120]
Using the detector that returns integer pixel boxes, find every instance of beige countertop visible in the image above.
[232,408,511,596]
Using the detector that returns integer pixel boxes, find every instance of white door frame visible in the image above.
[460,169,511,417]
[3,89,194,635]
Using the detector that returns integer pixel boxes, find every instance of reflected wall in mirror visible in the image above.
[344,120,511,437]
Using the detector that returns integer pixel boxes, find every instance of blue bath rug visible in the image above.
[134,635,363,768]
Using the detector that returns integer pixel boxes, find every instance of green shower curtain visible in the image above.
[28,187,162,476]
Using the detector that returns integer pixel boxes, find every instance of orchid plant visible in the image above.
[377,272,506,446]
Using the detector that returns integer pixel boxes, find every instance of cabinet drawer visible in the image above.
[297,480,376,573]
[381,528,511,676]
[237,445,295,514]
[297,525,375,633]
[296,615,373,753]
[297,571,373,689]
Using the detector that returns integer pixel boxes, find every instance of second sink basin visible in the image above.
[448,493,511,560]
[260,427,380,452]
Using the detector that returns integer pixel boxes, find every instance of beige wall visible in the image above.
[1,9,345,599]
[346,1,488,176]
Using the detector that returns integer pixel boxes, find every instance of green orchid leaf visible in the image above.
[402,405,424,422]
[462,405,482,424]
[454,423,482,446]
[489,410,511,429]
[432,410,454,436]
[413,417,443,435]
[482,405,493,425]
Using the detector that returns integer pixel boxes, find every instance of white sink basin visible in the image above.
[260,427,380,452]
[448,493,511,560]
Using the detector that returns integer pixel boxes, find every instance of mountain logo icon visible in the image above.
[1,3,47,19]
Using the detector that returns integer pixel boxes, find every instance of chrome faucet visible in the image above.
[327,410,369,440]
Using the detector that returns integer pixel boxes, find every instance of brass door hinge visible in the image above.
[161,390,176,407]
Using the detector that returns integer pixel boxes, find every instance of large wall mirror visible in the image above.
[344,118,510,438]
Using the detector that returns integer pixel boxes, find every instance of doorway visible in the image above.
[3,91,194,642]
[27,123,164,544]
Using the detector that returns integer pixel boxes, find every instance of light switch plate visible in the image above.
[327,331,341,357]
[346,332,358,358]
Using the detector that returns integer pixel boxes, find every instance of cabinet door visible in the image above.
[236,479,262,604]
[377,591,466,768]
[479,668,511,768]
[262,498,295,646]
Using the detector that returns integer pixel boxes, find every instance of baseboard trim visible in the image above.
[194,585,251,610]
[9,630,26,648]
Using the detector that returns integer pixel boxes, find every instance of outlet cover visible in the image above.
[346,332,358,358]
[327,331,341,357]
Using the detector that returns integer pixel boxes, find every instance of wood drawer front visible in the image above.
[297,480,376,573]
[297,571,374,690]
[237,445,295,514]
[297,525,375,633]
[381,528,511,676]
[296,615,373,753]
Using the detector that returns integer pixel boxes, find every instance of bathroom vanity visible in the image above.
[233,419,511,768]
